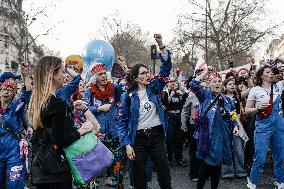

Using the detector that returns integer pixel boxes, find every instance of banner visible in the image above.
[195,53,207,71]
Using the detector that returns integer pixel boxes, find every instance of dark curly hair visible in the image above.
[223,78,237,95]
[255,65,271,86]
[126,63,148,92]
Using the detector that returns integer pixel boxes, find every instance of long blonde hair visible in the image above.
[28,56,62,130]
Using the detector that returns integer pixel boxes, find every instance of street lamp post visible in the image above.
[205,0,208,64]
[151,45,157,74]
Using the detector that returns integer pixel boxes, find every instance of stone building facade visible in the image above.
[0,0,43,73]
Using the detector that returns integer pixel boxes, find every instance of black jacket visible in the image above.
[31,95,80,184]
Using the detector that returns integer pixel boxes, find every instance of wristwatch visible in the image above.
[82,106,89,113]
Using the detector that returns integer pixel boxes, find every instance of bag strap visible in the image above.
[126,93,131,108]
[204,93,222,116]
[270,84,273,100]
[0,116,21,141]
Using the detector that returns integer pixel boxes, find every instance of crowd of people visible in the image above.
[0,33,283,189]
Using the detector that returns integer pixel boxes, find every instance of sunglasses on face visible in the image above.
[1,88,14,92]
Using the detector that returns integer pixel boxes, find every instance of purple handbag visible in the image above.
[195,116,209,154]
[64,132,113,185]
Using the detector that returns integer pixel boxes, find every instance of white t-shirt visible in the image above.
[247,81,284,107]
[137,89,162,130]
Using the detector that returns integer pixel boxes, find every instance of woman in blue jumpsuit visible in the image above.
[246,65,284,189]
[0,64,32,189]
[189,67,239,189]
[84,64,123,187]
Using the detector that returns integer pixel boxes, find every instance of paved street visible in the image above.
[26,148,275,189]
[26,147,275,189]
[120,148,276,189]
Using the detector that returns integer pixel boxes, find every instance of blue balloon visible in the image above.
[82,40,115,82]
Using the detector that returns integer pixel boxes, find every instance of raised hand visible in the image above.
[73,100,87,110]
[20,62,30,78]
[154,34,163,47]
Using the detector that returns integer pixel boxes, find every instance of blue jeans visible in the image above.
[222,136,246,178]
[249,98,284,184]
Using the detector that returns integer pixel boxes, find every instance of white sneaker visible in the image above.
[247,180,256,189]
[276,182,284,189]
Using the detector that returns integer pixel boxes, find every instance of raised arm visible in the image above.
[150,34,172,93]
[56,68,81,105]
[240,78,254,99]
[17,62,32,105]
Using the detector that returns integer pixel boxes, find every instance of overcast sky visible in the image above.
[23,0,284,58]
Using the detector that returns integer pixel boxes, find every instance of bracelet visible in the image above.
[82,106,89,113]
[159,46,166,50]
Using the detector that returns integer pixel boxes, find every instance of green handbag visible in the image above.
[64,132,113,185]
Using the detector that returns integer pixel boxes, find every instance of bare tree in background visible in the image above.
[95,12,151,68]
[171,28,203,74]
[41,44,62,58]
[174,0,283,70]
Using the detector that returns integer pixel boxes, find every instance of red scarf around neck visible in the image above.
[90,81,114,101]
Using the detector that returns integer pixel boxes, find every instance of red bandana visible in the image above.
[0,81,17,94]
[91,64,105,75]
[209,71,222,81]
[90,81,115,101]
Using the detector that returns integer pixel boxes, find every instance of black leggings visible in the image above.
[35,182,72,189]
[197,161,221,189]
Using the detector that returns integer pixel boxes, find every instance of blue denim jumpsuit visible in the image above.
[189,79,238,167]
[0,88,31,189]
[249,95,284,184]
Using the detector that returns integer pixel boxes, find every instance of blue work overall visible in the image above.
[249,96,284,184]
